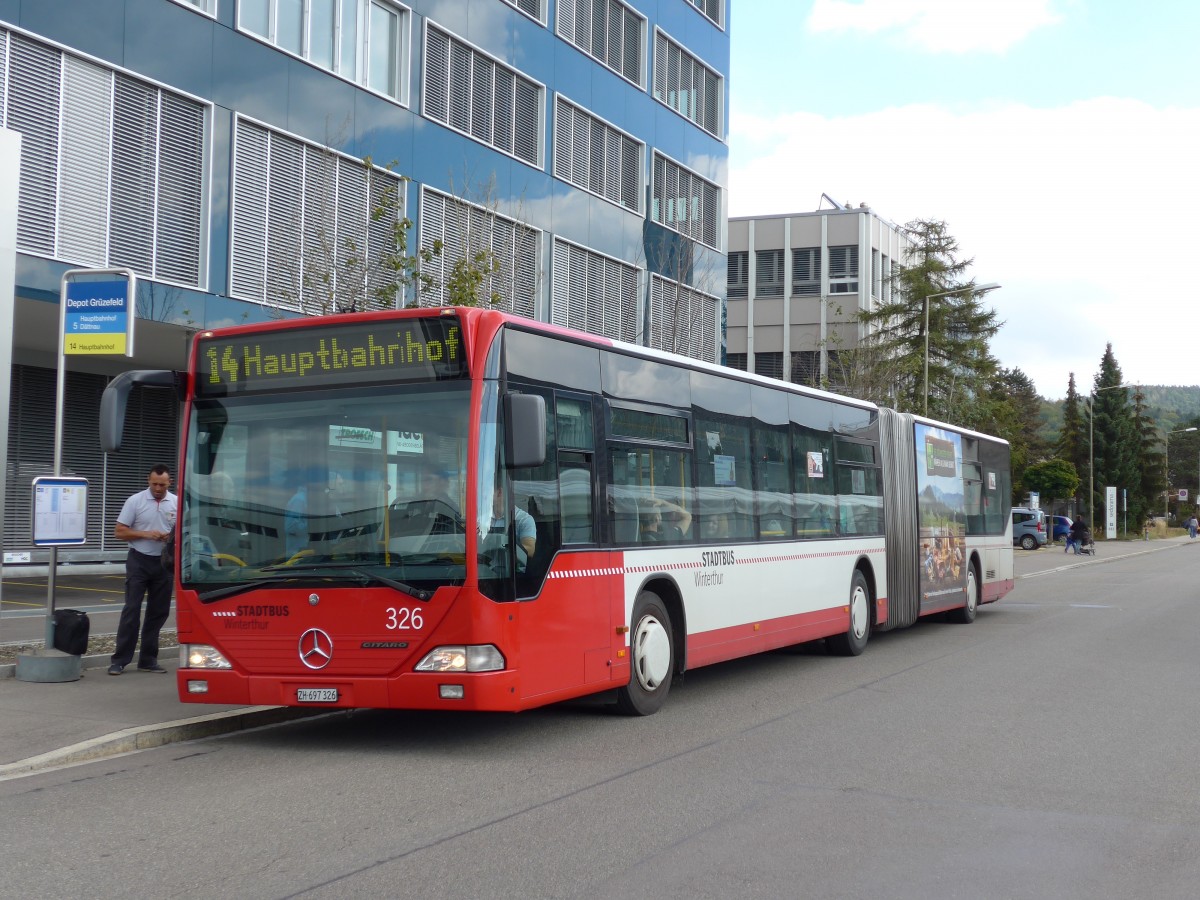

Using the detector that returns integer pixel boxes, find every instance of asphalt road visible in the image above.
[0,570,176,646]
[2,542,1199,898]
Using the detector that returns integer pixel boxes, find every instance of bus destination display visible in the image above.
[197,317,467,396]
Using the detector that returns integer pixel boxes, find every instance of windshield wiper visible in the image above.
[197,575,311,604]
[259,561,434,601]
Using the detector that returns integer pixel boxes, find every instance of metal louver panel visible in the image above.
[550,238,570,327]
[513,78,540,165]
[336,157,370,310]
[155,92,205,286]
[471,55,494,143]
[553,97,572,181]
[109,75,158,275]
[301,143,337,312]
[230,120,270,302]
[3,366,178,559]
[367,166,404,309]
[58,56,112,266]
[9,36,61,256]
[266,134,304,309]
[0,30,8,127]
[556,0,576,42]
[423,27,449,120]
[511,224,539,319]
[493,69,515,154]
[417,187,445,308]
[448,42,471,134]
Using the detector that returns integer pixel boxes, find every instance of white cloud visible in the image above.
[728,98,1200,397]
[807,0,1064,53]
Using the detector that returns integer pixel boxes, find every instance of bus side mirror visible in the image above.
[100,369,180,453]
[504,392,546,469]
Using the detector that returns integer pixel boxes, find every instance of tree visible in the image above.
[1089,344,1138,527]
[1131,385,1165,527]
[1055,372,1088,513]
[857,219,1003,425]
[278,155,442,315]
[1023,459,1081,506]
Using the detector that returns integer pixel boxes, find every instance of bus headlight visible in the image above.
[415,645,505,673]
[182,644,232,669]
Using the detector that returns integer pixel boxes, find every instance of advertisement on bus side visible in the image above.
[915,423,967,608]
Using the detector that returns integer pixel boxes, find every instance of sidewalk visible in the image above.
[1,535,1194,779]
[0,653,325,778]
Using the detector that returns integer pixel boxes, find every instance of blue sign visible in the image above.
[64,279,132,355]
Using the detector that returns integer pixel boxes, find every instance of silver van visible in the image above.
[1012,507,1047,550]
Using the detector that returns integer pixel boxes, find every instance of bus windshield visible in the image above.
[180,382,471,596]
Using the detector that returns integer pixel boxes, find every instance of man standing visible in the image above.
[109,465,177,675]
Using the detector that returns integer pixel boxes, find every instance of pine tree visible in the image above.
[1131,386,1165,529]
[858,219,1002,423]
[1089,345,1136,527]
[1056,373,1088,514]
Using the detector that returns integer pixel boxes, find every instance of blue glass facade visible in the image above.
[0,0,729,559]
[4,0,728,339]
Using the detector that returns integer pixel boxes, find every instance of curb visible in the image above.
[0,705,332,780]
[0,649,174,680]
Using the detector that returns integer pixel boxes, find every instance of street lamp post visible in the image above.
[1165,427,1198,520]
[922,282,1001,417]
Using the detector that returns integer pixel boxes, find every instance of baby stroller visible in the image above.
[1073,528,1095,556]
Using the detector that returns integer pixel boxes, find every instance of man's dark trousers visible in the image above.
[112,548,172,668]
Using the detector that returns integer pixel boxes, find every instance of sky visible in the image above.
[727,0,1200,400]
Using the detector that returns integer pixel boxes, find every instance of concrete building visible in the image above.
[726,198,909,389]
[0,0,729,564]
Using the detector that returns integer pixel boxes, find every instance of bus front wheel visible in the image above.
[948,563,979,624]
[826,570,871,656]
[616,591,674,716]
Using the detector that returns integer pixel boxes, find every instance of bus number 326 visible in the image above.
[386,608,424,630]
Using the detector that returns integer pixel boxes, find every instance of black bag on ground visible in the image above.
[52,608,90,656]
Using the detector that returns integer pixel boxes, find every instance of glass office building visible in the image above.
[0,0,729,562]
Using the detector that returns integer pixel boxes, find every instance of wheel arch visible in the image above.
[635,574,687,676]
[853,555,878,628]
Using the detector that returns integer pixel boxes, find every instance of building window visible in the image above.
[423,24,543,167]
[170,0,217,15]
[230,117,405,312]
[556,0,645,86]
[792,247,819,296]
[754,352,783,380]
[727,251,747,299]
[651,153,719,249]
[653,29,721,137]
[755,249,783,297]
[552,238,640,342]
[553,96,643,212]
[829,245,858,294]
[649,274,718,362]
[791,351,819,386]
[239,1,411,103]
[419,187,540,320]
[725,352,747,372]
[1,30,208,288]
[684,0,723,28]
[501,0,544,22]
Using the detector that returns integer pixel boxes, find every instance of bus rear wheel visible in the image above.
[616,591,674,716]
[826,570,871,656]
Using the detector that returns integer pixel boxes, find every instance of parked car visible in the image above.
[1012,507,1048,550]
[1050,515,1072,542]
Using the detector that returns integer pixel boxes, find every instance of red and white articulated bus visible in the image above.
[100,307,1014,715]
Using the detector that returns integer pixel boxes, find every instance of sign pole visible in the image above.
[16,268,134,683]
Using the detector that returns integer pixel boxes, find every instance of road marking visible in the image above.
[2,580,124,595]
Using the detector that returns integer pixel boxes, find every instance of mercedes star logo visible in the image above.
[298,628,333,670]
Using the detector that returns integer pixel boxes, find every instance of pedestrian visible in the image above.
[1065,517,1089,555]
[1187,514,1198,540]
[109,465,177,675]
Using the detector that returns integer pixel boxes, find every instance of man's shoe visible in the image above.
[137,663,168,674]
[108,664,124,676]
